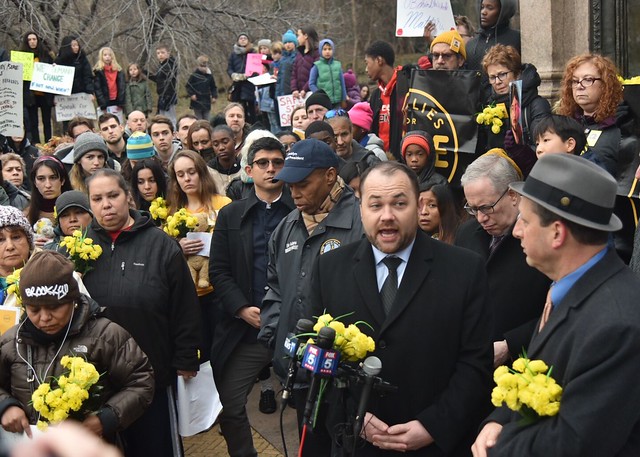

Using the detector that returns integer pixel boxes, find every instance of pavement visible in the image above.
[183,383,300,457]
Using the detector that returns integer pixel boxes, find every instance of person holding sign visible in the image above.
[54,36,94,99]
[227,33,258,125]
[19,31,55,145]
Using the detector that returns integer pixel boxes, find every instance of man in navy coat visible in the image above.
[310,162,494,456]
[473,154,640,456]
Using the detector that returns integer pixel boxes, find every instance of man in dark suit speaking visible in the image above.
[310,162,494,456]
[472,154,640,456]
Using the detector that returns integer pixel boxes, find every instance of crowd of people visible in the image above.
[1,0,640,456]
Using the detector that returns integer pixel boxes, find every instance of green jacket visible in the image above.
[125,80,153,116]
[313,59,344,104]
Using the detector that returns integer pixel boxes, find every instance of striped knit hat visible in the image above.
[127,132,155,160]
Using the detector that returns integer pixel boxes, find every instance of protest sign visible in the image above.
[10,51,34,80]
[30,62,75,96]
[396,0,456,37]
[245,53,268,76]
[277,93,311,127]
[405,69,481,184]
[0,62,24,137]
[54,93,97,121]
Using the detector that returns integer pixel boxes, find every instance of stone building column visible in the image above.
[520,0,591,103]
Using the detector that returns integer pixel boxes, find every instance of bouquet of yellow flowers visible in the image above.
[310,313,376,362]
[618,75,640,85]
[149,197,169,221]
[492,354,563,425]
[163,208,198,238]
[476,103,508,134]
[31,356,102,430]
[59,230,103,275]
[4,267,23,306]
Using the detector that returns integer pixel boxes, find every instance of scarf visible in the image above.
[301,176,345,235]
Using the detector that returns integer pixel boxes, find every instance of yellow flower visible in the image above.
[491,124,501,134]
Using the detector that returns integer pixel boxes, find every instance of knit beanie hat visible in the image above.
[20,251,80,307]
[343,69,357,89]
[126,132,155,160]
[237,32,250,41]
[258,39,272,49]
[55,190,93,217]
[282,29,298,46]
[401,130,433,160]
[73,132,108,163]
[0,205,34,248]
[430,29,467,60]
[348,102,374,131]
[305,89,333,111]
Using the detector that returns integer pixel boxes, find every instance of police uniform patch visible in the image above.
[320,239,341,254]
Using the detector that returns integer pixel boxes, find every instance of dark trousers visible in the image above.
[27,95,52,144]
[199,292,216,362]
[217,342,273,457]
[121,386,178,457]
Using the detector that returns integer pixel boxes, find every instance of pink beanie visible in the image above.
[349,102,374,131]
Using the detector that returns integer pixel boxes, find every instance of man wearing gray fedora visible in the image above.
[472,153,640,456]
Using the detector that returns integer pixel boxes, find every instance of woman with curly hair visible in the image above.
[557,53,623,177]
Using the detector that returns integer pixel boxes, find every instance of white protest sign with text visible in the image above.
[396,0,456,37]
[0,62,24,137]
[30,62,75,96]
[277,93,310,127]
[55,93,97,121]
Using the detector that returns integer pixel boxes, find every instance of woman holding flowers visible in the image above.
[167,150,231,361]
[0,250,153,446]
[0,206,36,307]
[82,168,200,457]
[479,44,550,154]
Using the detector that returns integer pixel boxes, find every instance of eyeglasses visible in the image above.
[324,109,349,120]
[464,188,509,216]
[432,52,456,61]
[250,158,285,169]
[488,71,512,83]
[571,77,602,88]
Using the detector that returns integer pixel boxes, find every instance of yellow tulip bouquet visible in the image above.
[492,355,563,425]
[476,103,508,135]
[5,267,23,306]
[163,208,198,238]
[149,197,169,222]
[59,230,103,275]
[31,356,103,430]
[310,313,376,362]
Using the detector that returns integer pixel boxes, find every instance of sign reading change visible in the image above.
[30,62,75,96]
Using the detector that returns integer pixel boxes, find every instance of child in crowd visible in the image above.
[290,105,309,138]
[343,69,361,109]
[276,30,298,98]
[308,39,346,107]
[533,114,588,159]
[418,183,462,245]
[125,63,153,116]
[186,55,218,121]
[256,40,278,133]
[149,44,178,127]
[93,47,126,122]
[401,130,448,189]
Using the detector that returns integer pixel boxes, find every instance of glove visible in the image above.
[231,73,247,82]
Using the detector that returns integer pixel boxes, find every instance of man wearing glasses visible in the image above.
[429,30,467,71]
[210,136,294,457]
[456,153,550,368]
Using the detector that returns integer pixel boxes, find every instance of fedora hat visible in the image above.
[510,154,622,232]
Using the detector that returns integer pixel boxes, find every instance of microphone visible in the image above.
[281,318,315,410]
[302,326,339,426]
[353,356,382,440]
